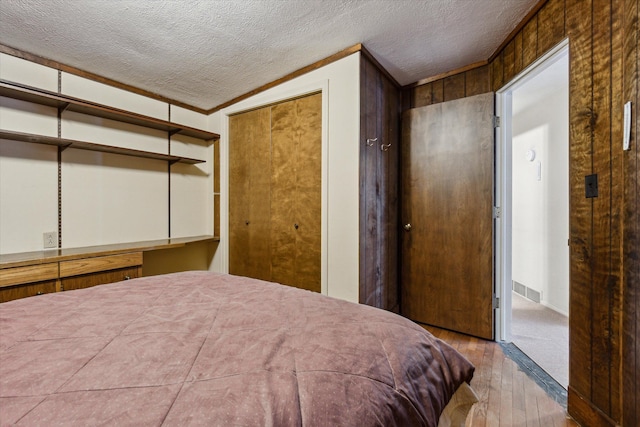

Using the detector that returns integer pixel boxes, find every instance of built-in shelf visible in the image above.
[0,79,220,141]
[1,79,219,265]
[0,129,205,164]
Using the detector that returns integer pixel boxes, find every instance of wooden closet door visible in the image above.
[229,108,272,280]
[270,93,322,292]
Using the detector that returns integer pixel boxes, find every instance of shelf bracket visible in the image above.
[168,128,181,137]
[58,102,70,113]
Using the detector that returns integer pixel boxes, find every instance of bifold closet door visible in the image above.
[228,108,272,281]
[229,93,321,292]
[270,94,322,292]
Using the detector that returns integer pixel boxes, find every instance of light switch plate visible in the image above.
[585,174,598,198]
[623,101,631,151]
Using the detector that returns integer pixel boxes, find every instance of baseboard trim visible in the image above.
[568,387,618,427]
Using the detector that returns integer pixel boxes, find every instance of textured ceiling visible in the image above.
[0,0,537,110]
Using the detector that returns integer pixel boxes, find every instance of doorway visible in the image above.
[495,40,569,388]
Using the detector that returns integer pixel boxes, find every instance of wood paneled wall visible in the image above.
[405,65,491,109]
[622,1,639,426]
[566,1,622,422]
[404,0,638,425]
[359,54,401,313]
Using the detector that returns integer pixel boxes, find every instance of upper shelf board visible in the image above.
[0,79,220,141]
[0,130,204,164]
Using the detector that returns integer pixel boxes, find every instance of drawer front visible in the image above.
[0,280,57,303]
[59,252,143,278]
[61,266,141,291]
[0,263,58,288]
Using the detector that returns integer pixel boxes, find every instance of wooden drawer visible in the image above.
[0,280,58,303]
[0,263,58,288]
[59,252,142,278]
[0,263,59,302]
[61,266,140,292]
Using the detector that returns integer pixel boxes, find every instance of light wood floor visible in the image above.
[424,325,580,427]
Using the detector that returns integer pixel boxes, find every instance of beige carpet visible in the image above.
[511,292,569,388]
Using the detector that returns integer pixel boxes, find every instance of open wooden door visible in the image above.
[400,92,494,340]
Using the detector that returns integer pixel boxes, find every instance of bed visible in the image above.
[0,271,477,426]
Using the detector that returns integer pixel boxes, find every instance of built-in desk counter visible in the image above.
[0,235,219,302]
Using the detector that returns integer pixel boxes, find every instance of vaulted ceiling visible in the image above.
[0,0,538,110]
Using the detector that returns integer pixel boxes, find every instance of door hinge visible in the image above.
[493,207,501,218]
[493,295,500,309]
[493,116,501,128]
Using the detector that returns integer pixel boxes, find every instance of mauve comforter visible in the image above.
[0,271,474,426]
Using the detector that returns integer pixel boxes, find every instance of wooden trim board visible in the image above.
[0,43,209,114]
[406,61,489,89]
[1,43,369,115]
[208,44,363,113]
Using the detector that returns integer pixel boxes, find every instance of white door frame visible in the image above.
[495,39,569,341]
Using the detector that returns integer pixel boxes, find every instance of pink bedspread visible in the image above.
[0,271,474,426]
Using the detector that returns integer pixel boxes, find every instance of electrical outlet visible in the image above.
[43,231,57,249]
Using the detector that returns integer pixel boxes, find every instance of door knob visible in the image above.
[403,223,412,231]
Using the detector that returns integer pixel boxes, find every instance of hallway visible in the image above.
[511,292,569,388]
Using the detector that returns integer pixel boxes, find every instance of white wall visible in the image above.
[512,83,569,315]
[1,54,61,254]
[0,53,214,258]
[207,111,223,273]
[170,105,215,241]
[1,50,360,301]
[215,53,361,303]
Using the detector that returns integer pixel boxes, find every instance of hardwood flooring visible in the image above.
[424,325,580,427]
